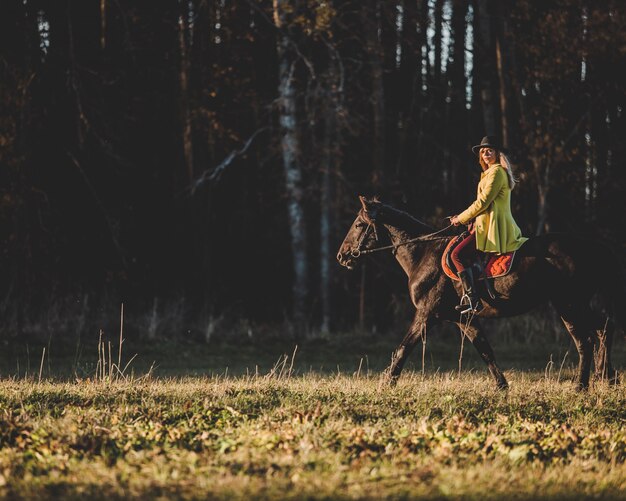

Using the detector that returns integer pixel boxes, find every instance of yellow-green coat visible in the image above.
[457,163,528,254]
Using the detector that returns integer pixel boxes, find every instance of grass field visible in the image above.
[0,331,625,500]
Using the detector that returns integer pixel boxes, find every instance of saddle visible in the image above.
[441,234,517,283]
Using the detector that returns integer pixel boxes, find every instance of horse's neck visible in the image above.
[383,224,415,247]
[382,226,419,276]
[379,209,434,276]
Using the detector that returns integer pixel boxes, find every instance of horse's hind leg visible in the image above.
[556,309,594,390]
[453,320,508,390]
[593,317,616,384]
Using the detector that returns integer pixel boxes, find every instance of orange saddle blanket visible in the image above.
[441,236,516,281]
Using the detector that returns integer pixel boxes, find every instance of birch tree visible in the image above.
[274,0,308,330]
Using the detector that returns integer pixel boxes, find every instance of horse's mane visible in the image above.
[378,202,437,235]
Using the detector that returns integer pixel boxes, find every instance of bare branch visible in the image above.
[291,42,316,80]
[189,127,268,195]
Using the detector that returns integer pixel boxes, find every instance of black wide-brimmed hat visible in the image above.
[471,135,501,155]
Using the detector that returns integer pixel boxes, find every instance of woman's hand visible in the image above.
[450,215,462,226]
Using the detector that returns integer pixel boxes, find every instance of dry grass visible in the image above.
[0,369,624,500]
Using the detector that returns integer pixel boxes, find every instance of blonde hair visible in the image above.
[479,150,517,190]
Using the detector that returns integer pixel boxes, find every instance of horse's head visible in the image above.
[337,195,383,270]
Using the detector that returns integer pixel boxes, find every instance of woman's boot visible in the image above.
[455,268,484,314]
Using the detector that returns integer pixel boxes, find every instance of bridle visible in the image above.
[349,212,454,258]
[350,214,379,258]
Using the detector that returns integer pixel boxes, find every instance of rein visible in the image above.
[351,222,454,257]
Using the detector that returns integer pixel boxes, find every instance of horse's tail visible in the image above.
[596,245,626,335]
[613,260,626,335]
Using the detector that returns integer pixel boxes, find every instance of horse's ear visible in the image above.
[359,195,368,210]
[373,195,380,202]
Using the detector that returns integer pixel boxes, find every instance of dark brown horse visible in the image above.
[337,196,624,389]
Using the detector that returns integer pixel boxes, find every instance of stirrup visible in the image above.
[455,293,471,312]
[456,293,483,315]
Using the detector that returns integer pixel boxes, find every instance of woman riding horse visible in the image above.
[450,136,528,314]
[337,195,621,390]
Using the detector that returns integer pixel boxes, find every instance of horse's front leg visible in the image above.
[453,319,508,390]
[383,315,438,385]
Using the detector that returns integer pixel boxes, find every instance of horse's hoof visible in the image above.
[497,381,509,391]
[380,374,399,387]
[605,370,619,386]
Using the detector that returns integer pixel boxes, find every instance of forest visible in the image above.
[1,0,625,344]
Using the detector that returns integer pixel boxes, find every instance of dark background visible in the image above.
[1,0,625,349]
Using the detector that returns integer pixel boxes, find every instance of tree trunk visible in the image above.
[494,0,522,155]
[416,0,430,155]
[319,104,333,335]
[535,164,550,235]
[100,0,106,50]
[446,0,468,203]
[67,5,85,148]
[493,1,517,151]
[475,0,498,135]
[2,0,37,347]
[178,0,194,184]
[274,0,308,330]
[394,0,420,178]
[433,0,449,196]
[433,0,443,87]
[495,38,508,148]
[366,0,386,189]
